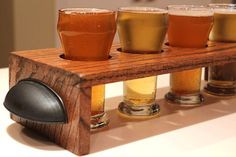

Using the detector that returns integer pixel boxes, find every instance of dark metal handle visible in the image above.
[4,79,67,123]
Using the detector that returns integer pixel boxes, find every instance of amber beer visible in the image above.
[91,85,105,115]
[57,8,116,61]
[117,7,168,118]
[170,69,202,95]
[206,4,236,95]
[57,8,116,129]
[90,84,110,128]
[166,5,213,104]
[168,11,213,48]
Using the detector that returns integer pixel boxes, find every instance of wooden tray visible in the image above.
[8,42,236,155]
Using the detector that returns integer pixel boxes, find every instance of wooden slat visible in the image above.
[11,42,236,87]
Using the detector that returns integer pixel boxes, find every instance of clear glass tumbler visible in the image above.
[205,4,236,96]
[57,8,116,129]
[117,7,168,118]
[165,5,213,104]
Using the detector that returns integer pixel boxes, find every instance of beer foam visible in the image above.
[208,3,236,14]
[119,7,167,14]
[214,8,236,14]
[60,8,112,14]
[169,10,213,17]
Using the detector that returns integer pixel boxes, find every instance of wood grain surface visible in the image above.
[10,42,236,88]
[9,54,91,155]
[8,42,236,155]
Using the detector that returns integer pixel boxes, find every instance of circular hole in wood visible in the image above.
[117,48,164,54]
[165,42,211,48]
[59,54,112,61]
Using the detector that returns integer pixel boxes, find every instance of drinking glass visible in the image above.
[57,8,116,129]
[205,4,236,96]
[165,5,213,104]
[117,7,168,118]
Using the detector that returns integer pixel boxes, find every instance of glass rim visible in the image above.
[168,5,209,10]
[208,3,236,7]
[208,3,236,12]
[59,8,115,14]
[168,5,213,16]
[118,6,167,13]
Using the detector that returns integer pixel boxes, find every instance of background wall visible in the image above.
[0,1,14,68]
[0,0,233,68]
[13,0,55,51]
[0,0,55,68]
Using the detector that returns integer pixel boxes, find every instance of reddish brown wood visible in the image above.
[8,42,236,155]
[9,54,90,155]
[11,42,236,88]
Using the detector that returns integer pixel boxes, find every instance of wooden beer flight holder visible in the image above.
[6,42,236,155]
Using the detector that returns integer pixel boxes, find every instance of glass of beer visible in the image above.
[57,8,116,129]
[205,4,236,96]
[117,7,168,118]
[165,5,213,104]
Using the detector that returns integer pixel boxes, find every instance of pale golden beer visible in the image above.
[117,7,168,53]
[206,4,236,96]
[165,5,213,104]
[123,76,157,106]
[57,8,116,129]
[209,4,236,42]
[117,7,168,118]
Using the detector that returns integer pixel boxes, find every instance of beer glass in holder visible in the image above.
[57,8,116,129]
[165,5,213,105]
[117,7,168,118]
[205,4,236,96]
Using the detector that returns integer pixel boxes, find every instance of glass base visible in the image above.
[118,101,160,119]
[90,112,109,130]
[165,92,204,105]
[204,83,236,96]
